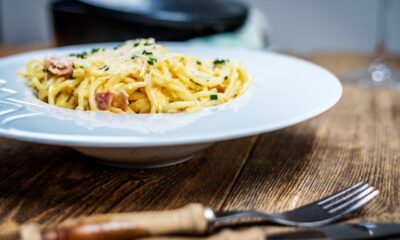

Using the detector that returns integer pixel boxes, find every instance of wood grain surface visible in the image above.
[0,48,400,239]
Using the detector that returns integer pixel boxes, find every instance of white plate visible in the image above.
[0,43,342,168]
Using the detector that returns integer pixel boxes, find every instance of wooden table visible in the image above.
[1,49,400,238]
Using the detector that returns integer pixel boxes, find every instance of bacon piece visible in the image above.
[44,57,74,77]
[95,91,128,111]
[217,85,226,93]
[112,91,129,111]
[95,92,113,110]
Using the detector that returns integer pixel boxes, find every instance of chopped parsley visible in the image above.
[102,65,110,71]
[131,55,136,60]
[133,42,140,47]
[144,41,153,46]
[196,60,202,65]
[213,59,228,66]
[91,48,100,54]
[113,44,122,50]
[210,94,218,100]
[224,76,228,80]
[147,58,157,65]
[142,50,153,56]
[70,51,88,59]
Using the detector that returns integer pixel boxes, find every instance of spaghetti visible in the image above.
[19,39,251,114]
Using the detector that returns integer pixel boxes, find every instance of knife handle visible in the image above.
[137,228,265,240]
[21,203,212,240]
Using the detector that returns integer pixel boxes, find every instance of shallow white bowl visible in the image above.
[0,43,342,168]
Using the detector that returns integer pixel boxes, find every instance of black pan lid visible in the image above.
[78,0,248,30]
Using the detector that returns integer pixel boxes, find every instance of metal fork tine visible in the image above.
[214,182,378,227]
[317,182,368,205]
[328,187,377,214]
[321,183,370,209]
[330,190,380,216]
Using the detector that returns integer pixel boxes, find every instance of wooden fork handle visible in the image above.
[20,203,211,240]
[137,228,265,240]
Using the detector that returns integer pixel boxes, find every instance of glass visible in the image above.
[342,0,400,88]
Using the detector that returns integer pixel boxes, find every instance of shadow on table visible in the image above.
[0,124,331,228]
[0,135,252,225]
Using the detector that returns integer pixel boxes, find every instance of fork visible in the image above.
[26,182,378,240]
[215,182,379,227]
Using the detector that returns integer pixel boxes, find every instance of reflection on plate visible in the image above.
[0,43,342,168]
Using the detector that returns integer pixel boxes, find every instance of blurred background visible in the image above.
[0,0,399,54]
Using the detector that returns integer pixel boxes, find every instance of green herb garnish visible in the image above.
[144,42,153,46]
[70,51,88,59]
[91,48,100,54]
[102,65,110,71]
[133,42,140,47]
[113,44,122,50]
[142,50,153,56]
[210,94,218,100]
[147,58,157,65]
[224,76,228,80]
[213,59,228,66]
[131,56,136,60]
[196,60,202,65]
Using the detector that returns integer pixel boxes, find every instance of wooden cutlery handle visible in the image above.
[137,228,265,240]
[20,203,211,240]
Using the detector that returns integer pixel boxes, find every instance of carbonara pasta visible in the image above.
[19,39,251,114]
